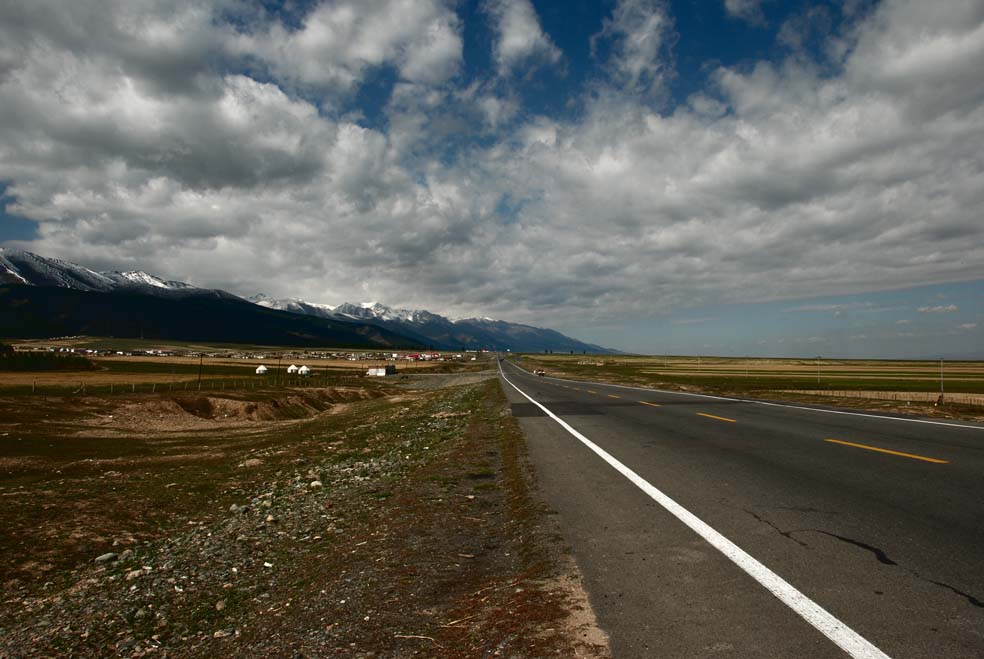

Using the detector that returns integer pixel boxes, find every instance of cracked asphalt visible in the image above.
[500,360,984,658]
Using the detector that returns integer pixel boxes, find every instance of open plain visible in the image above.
[0,351,609,658]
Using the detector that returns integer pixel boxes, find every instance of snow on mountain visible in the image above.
[248,295,615,353]
[333,301,421,323]
[0,248,233,299]
[0,247,116,291]
[0,248,615,353]
[249,295,337,319]
[105,270,195,290]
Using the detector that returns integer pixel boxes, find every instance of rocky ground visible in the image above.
[0,378,609,658]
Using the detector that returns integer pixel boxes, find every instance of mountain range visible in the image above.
[0,248,615,353]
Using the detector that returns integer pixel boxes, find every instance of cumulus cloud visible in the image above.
[0,0,983,331]
[484,0,562,76]
[225,0,462,95]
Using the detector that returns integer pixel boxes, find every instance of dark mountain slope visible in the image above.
[0,285,421,349]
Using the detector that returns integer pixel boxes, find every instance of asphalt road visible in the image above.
[498,360,984,659]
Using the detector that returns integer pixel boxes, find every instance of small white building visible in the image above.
[286,364,299,374]
[366,365,397,377]
[255,365,268,375]
[297,365,312,376]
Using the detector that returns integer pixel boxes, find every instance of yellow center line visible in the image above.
[587,390,598,395]
[824,439,948,464]
[608,394,621,399]
[639,401,661,407]
[697,412,737,423]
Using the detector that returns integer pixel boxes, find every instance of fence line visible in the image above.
[778,389,984,406]
[6,374,365,397]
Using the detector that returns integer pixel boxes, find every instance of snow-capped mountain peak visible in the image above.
[0,247,116,291]
[106,270,194,290]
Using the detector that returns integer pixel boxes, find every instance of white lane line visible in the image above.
[508,363,983,431]
[499,364,892,659]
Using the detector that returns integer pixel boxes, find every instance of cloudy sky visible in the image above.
[1,0,982,357]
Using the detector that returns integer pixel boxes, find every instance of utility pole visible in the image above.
[940,358,944,401]
[197,353,203,391]
[817,356,821,387]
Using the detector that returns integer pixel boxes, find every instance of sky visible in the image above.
[0,0,982,358]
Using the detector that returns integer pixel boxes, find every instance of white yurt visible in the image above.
[286,364,299,374]
[297,365,312,376]
[255,365,268,375]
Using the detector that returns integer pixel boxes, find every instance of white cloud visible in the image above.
[0,0,983,330]
[918,305,959,313]
[593,0,674,97]
[225,0,462,95]
[724,0,767,25]
[485,0,561,76]
[959,322,978,330]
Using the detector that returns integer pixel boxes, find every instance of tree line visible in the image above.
[0,342,96,371]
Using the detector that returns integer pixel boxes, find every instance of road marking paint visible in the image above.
[824,439,948,464]
[510,362,983,432]
[499,363,892,659]
[587,390,598,395]
[697,412,737,423]
[639,401,662,408]
[607,394,621,399]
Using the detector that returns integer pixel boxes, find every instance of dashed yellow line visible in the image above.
[697,412,737,423]
[587,390,598,395]
[824,439,948,464]
[639,401,661,408]
[608,394,621,399]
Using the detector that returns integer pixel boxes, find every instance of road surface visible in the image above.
[498,360,984,658]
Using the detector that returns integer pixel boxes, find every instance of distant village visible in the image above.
[12,342,489,376]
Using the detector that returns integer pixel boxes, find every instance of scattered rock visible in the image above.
[94,553,118,564]
[239,459,263,468]
[125,569,143,581]
[309,481,323,489]
[215,600,226,612]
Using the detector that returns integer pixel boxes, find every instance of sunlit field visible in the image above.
[517,354,984,408]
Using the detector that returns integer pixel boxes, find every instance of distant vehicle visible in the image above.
[534,369,545,376]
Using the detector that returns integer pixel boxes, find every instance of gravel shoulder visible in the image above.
[0,378,609,658]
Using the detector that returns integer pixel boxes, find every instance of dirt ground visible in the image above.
[0,376,609,658]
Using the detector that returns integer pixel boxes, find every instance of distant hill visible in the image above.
[0,247,616,352]
[253,298,617,354]
[0,285,421,348]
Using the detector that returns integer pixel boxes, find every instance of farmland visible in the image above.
[517,354,984,419]
[0,337,489,397]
